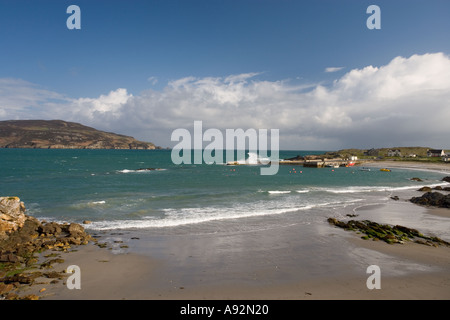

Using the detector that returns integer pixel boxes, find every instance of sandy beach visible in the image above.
[8,160,450,301]
[32,214,450,300]
[361,159,450,174]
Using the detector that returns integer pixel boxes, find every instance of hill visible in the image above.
[0,120,158,150]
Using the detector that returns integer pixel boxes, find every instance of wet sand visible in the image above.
[24,160,450,300]
[32,202,450,300]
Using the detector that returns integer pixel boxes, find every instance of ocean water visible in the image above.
[0,149,448,234]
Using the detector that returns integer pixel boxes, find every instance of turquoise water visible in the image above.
[0,149,447,231]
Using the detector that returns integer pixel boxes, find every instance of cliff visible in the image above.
[0,120,158,149]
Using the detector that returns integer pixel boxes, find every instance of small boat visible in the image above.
[380,168,391,172]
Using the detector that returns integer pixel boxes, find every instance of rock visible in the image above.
[3,273,35,284]
[67,223,85,237]
[410,177,423,182]
[0,197,95,299]
[21,294,39,300]
[0,197,27,240]
[0,253,20,263]
[390,196,399,201]
[0,283,14,295]
[410,192,450,208]
[417,186,432,192]
[442,176,450,183]
[39,222,62,236]
[327,217,450,246]
[44,271,65,279]
[82,220,92,224]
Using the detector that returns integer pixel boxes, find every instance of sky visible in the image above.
[1,0,449,150]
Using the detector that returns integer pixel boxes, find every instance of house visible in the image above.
[364,148,379,157]
[427,149,445,157]
[443,154,449,162]
[387,149,402,157]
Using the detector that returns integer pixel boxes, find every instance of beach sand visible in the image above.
[23,160,449,300]
[361,159,450,173]
[32,226,450,300]
[33,209,449,300]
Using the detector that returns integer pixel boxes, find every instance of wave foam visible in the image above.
[268,190,291,194]
[117,168,166,173]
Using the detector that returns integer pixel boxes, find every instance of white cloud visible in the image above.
[147,76,158,85]
[325,67,344,73]
[1,53,450,149]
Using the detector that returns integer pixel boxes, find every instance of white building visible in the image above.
[387,149,402,157]
[427,149,445,157]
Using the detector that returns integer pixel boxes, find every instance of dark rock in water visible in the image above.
[417,186,432,192]
[442,176,450,183]
[410,192,450,208]
[327,217,450,246]
[390,196,399,201]
[433,186,450,191]
[410,177,423,182]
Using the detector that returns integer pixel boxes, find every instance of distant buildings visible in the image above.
[427,149,446,157]
[387,149,402,157]
[364,148,379,157]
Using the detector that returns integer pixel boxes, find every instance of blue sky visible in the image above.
[1,0,450,149]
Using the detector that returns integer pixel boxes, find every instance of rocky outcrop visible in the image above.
[417,186,432,192]
[0,120,159,149]
[410,192,450,208]
[0,197,27,240]
[433,186,450,191]
[0,196,93,300]
[442,176,450,183]
[327,218,449,246]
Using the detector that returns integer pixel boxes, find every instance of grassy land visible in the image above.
[325,147,448,161]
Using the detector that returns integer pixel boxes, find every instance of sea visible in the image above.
[1,149,449,237]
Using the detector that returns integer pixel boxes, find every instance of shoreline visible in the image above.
[36,200,450,300]
[361,159,450,174]
[3,161,450,301]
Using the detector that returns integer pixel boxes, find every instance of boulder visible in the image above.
[410,192,450,208]
[417,186,432,192]
[0,197,27,240]
[39,222,62,236]
[442,176,450,183]
[67,223,85,237]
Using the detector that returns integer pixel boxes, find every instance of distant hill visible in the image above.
[0,120,159,150]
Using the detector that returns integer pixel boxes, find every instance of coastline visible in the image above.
[361,159,450,174]
[35,205,449,300]
[38,201,449,300]
[3,160,450,301]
